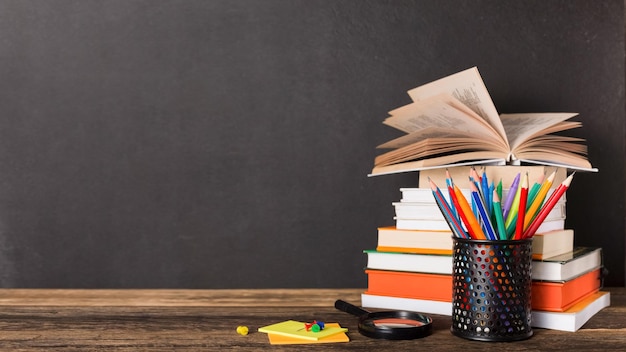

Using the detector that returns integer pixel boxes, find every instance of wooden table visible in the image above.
[0,288,624,351]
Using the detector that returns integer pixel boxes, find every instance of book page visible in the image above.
[383,94,503,144]
[377,126,486,149]
[406,67,507,146]
[522,121,582,142]
[374,137,506,167]
[501,113,579,150]
[516,135,587,154]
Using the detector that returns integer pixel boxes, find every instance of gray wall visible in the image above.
[0,0,623,288]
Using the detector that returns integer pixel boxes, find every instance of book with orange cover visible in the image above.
[365,270,452,302]
[532,268,602,312]
[531,291,610,332]
[365,267,602,311]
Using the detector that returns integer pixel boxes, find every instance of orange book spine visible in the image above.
[365,270,452,302]
[531,268,602,312]
[365,268,602,312]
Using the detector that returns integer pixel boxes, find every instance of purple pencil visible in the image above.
[502,172,521,220]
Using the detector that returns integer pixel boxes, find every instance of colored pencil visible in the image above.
[429,178,467,239]
[523,170,557,231]
[496,179,503,201]
[469,168,481,217]
[504,211,517,239]
[470,182,497,240]
[492,190,507,240]
[452,184,487,240]
[487,181,494,218]
[504,176,523,229]
[502,173,521,219]
[445,169,458,221]
[523,173,575,238]
[481,168,490,207]
[526,171,545,209]
[514,173,529,240]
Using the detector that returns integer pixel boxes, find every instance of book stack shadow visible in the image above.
[362,166,610,332]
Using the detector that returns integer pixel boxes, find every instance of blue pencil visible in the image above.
[481,169,489,202]
[487,181,495,218]
[429,178,468,239]
[470,182,498,240]
[445,169,459,222]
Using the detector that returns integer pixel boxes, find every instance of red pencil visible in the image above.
[514,173,528,240]
[522,172,575,238]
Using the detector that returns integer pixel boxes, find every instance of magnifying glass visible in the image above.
[334,300,433,340]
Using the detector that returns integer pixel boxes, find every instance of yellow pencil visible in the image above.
[523,170,556,231]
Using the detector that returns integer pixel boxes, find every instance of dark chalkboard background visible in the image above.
[0,0,623,288]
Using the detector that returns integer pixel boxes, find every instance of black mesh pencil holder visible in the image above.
[451,237,533,342]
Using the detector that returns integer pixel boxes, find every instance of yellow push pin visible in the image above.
[236,325,249,336]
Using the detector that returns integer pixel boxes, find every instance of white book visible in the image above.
[400,188,472,203]
[364,250,453,274]
[393,200,565,220]
[393,202,448,219]
[532,247,603,281]
[361,291,610,332]
[394,217,453,231]
[361,293,452,316]
[364,246,594,281]
[400,187,566,204]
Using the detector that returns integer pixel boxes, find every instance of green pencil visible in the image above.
[492,189,507,240]
[526,172,545,210]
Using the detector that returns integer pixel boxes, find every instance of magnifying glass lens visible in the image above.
[371,318,427,328]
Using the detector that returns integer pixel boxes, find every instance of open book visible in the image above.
[370,67,597,176]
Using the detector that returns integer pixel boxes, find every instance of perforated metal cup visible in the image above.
[451,237,533,342]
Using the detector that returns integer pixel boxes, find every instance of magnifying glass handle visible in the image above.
[335,299,370,317]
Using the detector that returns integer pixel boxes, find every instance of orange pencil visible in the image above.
[452,185,486,240]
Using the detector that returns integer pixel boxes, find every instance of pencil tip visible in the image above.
[563,172,575,186]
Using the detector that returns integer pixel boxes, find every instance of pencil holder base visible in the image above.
[451,237,533,342]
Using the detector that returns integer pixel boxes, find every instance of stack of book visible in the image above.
[362,67,608,332]
[361,166,610,332]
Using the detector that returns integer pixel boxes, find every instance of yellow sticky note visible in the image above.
[267,323,349,345]
[258,320,348,342]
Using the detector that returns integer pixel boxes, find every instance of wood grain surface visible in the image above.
[0,288,624,351]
